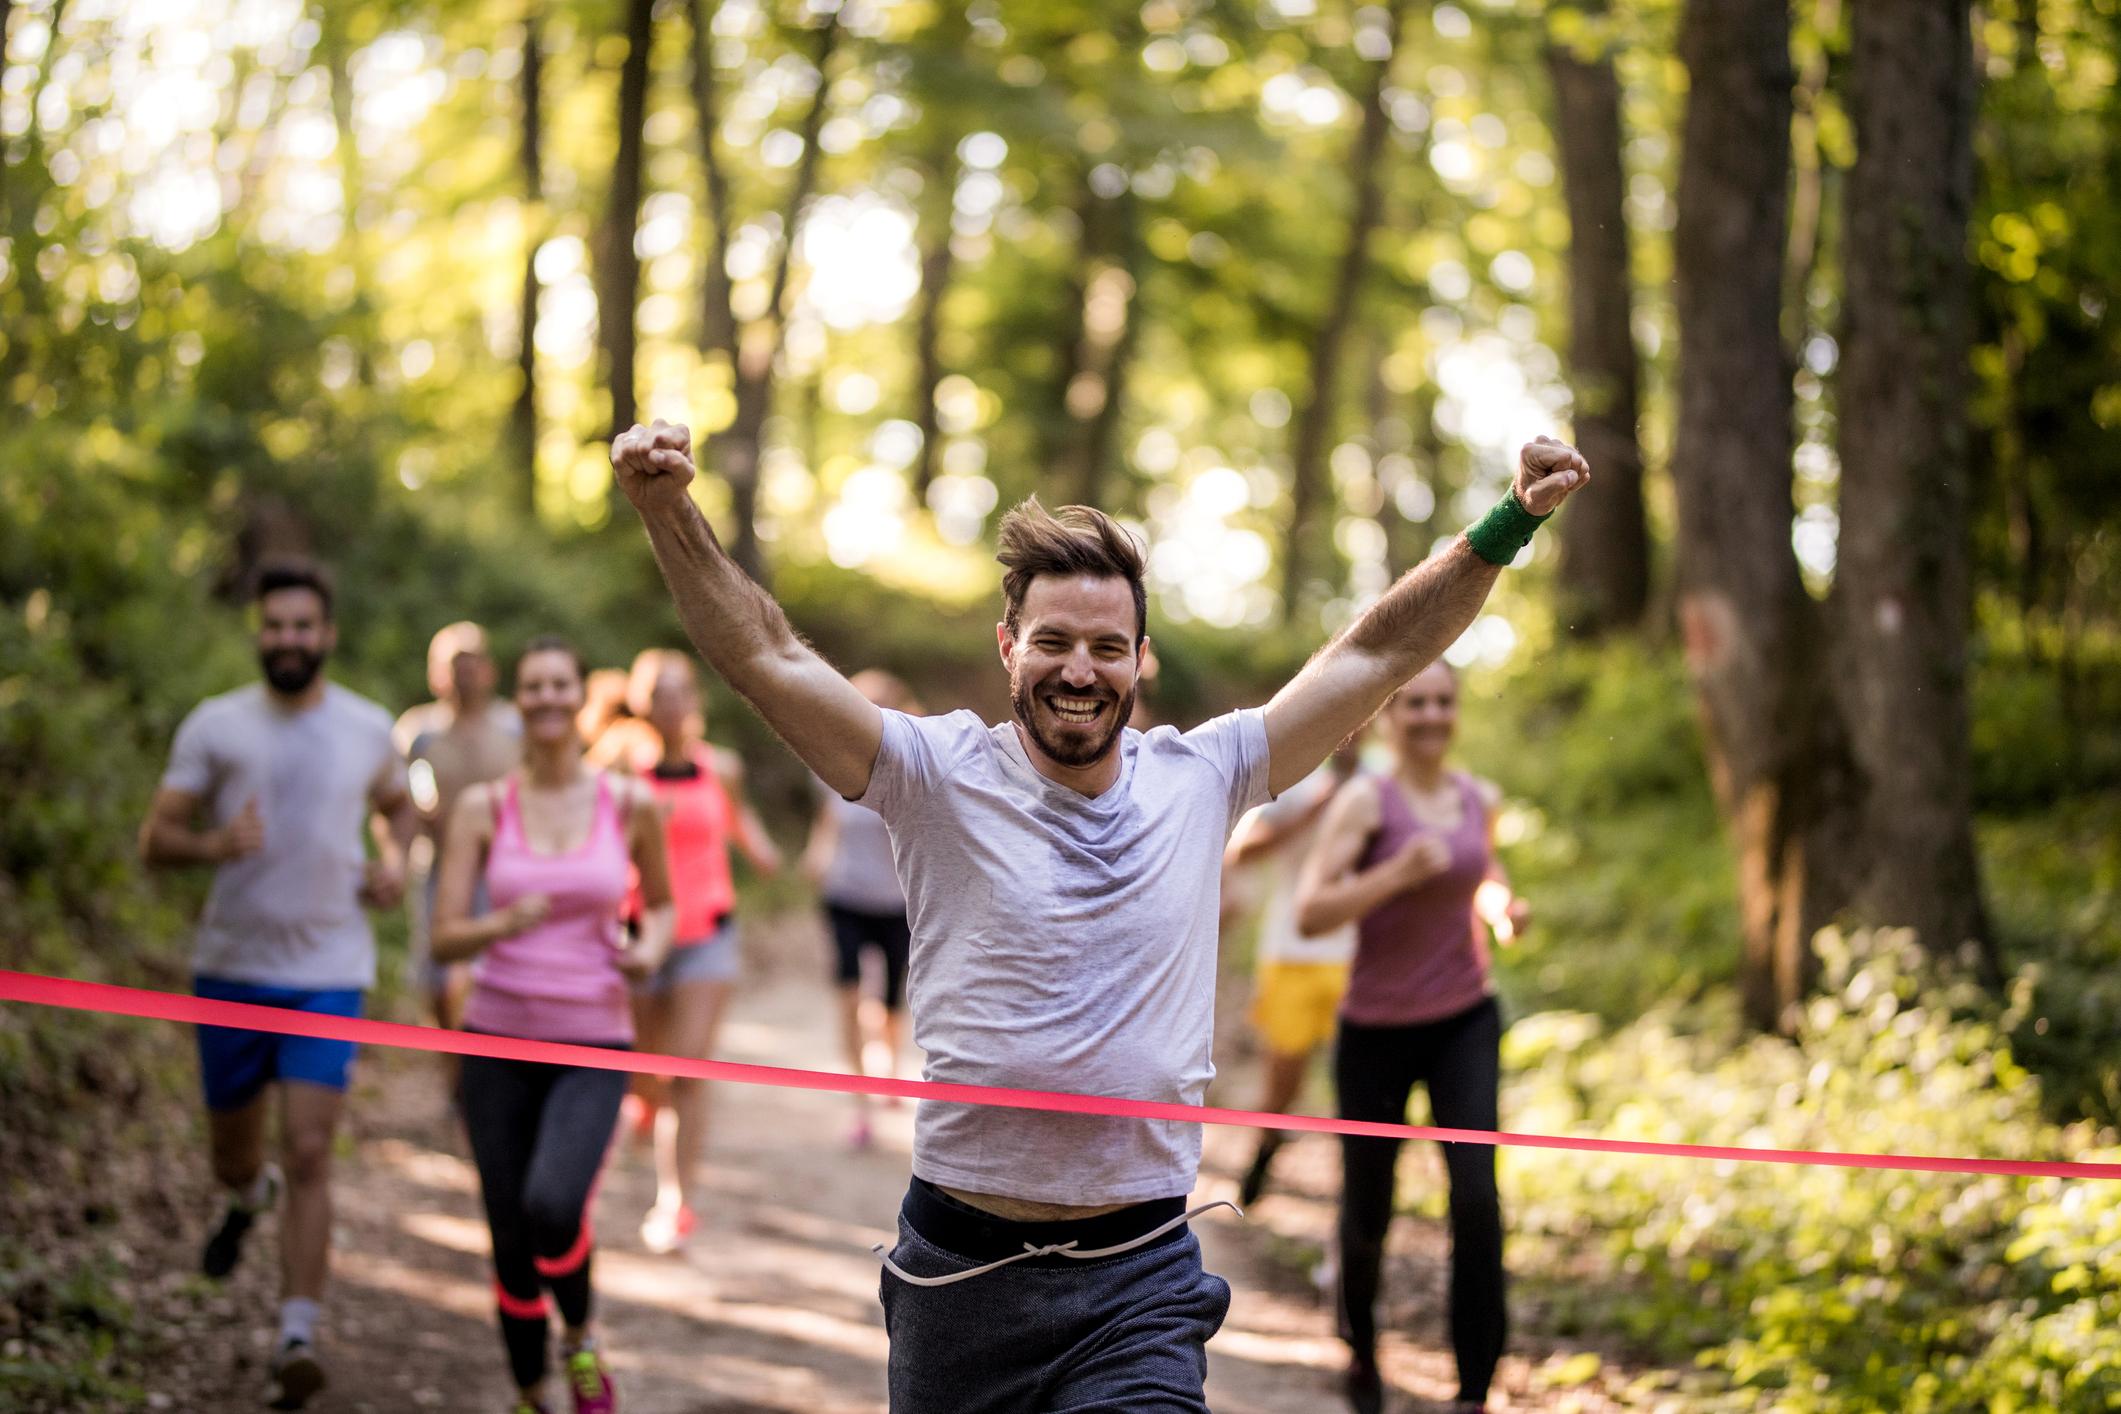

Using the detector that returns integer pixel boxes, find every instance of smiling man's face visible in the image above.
[999,574,1145,770]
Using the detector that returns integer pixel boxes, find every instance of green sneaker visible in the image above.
[563,1343,615,1414]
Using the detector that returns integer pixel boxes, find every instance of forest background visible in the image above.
[1,0,2117,1407]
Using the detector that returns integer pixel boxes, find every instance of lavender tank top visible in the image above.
[463,774,635,1044]
[1341,772,1494,1027]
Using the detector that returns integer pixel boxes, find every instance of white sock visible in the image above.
[279,1297,319,1347]
[234,1162,278,1212]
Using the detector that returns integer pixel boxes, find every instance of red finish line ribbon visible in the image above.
[5,969,2116,1183]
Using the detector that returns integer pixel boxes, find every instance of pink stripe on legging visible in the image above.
[534,1218,594,1278]
[495,1282,548,1320]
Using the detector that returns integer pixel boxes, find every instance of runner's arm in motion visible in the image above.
[430,784,545,963]
[617,776,677,978]
[360,772,419,908]
[138,787,260,867]
[613,420,882,800]
[1294,775,1458,937]
[711,746,783,877]
[798,794,839,887]
[1261,437,1590,796]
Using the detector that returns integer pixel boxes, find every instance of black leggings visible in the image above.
[459,1050,628,1390]
[1334,997,1506,1404]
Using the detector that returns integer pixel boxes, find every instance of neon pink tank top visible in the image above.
[626,744,736,944]
[463,774,635,1043]
[1342,772,1495,1027]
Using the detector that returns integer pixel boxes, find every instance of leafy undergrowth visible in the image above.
[1499,930,2121,1412]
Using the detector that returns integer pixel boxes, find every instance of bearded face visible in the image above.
[255,588,335,699]
[1000,575,1142,773]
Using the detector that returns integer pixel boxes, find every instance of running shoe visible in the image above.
[508,1401,550,1414]
[1238,1145,1276,1208]
[639,1203,696,1255]
[1343,1353,1384,1414]
[563,1343,617,1414]
[202,1162,283,1279]
[268,1337,327,1410]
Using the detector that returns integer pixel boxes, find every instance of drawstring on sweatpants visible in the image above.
[874,1199,1241,1288]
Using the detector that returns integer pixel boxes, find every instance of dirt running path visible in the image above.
[152,939,1658,1412]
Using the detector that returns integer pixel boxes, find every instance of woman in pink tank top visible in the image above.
[1293,661,1529,1413]
[600,648,779,1255]
[432,636,674,1414]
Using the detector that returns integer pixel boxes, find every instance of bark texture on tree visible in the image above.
[596,0,655,450]
[1836,0,1993,967]
[514,4,544,512]
[1546,23,1650,635]
[1673,0,1855,1030]
[1063,189,1139,509]
[910,136,958,500]
[704,8,839,580]
[689,0,738,368]
[1282,0,1404,617]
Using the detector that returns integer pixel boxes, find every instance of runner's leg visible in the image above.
[1335,1019,1424,1365]
[461,1054,555,1395]
[659,976,732,1216]
[278,1081,345,1304]
[1424,998,1506,1405]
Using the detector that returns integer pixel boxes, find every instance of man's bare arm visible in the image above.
[1262,436,1590,795]
[613,420,883,799]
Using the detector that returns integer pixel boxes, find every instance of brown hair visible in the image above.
[253,557,335,620]
[995,497,1148,644]
[516,633,586,683]
[624,648,696,720]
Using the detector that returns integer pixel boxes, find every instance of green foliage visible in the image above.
[1456,638,1739,1020]
[1503,929,2121,1412]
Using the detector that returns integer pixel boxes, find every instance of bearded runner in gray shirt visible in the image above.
[612,420,1589,1412]
[140,559,416,1412]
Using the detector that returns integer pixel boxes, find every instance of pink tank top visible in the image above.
[1342,772,1494,1027]
[463,774,635,1044]
[625,743,736,944]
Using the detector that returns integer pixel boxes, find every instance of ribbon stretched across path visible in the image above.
[5,969,2116,1183]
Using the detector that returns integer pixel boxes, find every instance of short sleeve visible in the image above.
[160,704,218,796]
[855,708,985,820]
[1252,765,1330,830]
[1180,707,1271,829]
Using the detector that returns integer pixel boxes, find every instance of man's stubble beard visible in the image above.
[261,647,328,695]
[1009,666,1135,770]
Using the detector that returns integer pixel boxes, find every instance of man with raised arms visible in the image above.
[611,421,1587,1412]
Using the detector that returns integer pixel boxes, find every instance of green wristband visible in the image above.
[1463,489,1550,566]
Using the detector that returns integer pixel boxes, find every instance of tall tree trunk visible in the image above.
[688,0,738,366]
[1065,190,1139,508]
[1672,0,1857,1030]
[713,8,840,580]
[909,136,958,500]
[1835,0,1994,969]
[514,4,544,513]
[1282,0,1404,617]
[1546,13,1650,635]
[597,0,655,454]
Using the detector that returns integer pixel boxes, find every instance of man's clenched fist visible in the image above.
[1513,435,1592,517]
[611,419,697,512]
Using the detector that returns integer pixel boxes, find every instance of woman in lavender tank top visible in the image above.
[433,637,675,1414]
[1294,661,1530,1413]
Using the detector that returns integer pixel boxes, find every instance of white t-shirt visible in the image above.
[161,682,404,990]
[1245,765,1358,967]
[858,707,1271,1205]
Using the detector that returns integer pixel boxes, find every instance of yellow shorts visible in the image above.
[1249,960,1352,1057]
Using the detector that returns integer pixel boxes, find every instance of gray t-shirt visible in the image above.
[859,706,1271,1205]
[161,682,404,990]
[817,781,905,915]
